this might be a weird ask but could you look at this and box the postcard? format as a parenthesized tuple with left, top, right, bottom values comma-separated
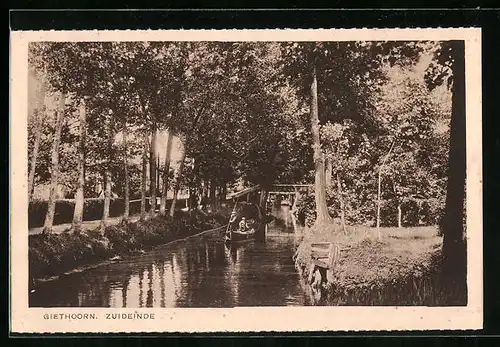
(10, 27, 482, 333)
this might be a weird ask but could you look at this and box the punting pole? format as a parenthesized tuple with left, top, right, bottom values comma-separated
(225, 195, 239, 236)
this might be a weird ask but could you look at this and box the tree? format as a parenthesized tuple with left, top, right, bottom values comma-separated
(42, 93, 65, 234)
(159, 128, 174, 216)
(27, 68, 46, 201)
(166, 42, 234, 216)
(169, 138, 188, 217)
(376, 140, 395, 236)
(426, 41, 467, 284)
(140, 133, 149, 221)
(310, 63, 333, 225)
(100, 109, 115, 230)
(71, 98, 86, 233)
(121, 120, 131, 222)
(149, 123, 158, 217)
(321, 120, 359, 234)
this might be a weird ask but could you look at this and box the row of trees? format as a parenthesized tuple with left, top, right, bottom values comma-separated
(28, 42, 304, 235)
(29, 40, 466, 282)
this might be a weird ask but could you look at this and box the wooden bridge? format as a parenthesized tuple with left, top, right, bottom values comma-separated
(226, 184, 313, 204)
(226, 184, 313, 230)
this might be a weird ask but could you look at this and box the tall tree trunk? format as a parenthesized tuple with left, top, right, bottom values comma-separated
(140, 134, 148, 221)
(217, 186, 223, 208)
(441, 41, 467, 286)
(310, 64, 332, 226)
(169, 138, 187, 218)
(209, 179, 216, 210)
(29, 72, 47, 201)
(72, 98, 86, 233)
(122, 122, 130, 222)
(416, 200, 421, 226)
(28, 109, 42, 201)
(149, 122, 157, 217)
(325, 157, 333, 189)
(376, 171, 382, 231)
(200, 180, 208, 211)
(397, 203, 402, 228)
(222, 183, 227, 206)
(259, 189, 268, 211)
(376, 140, 395, 240)
(101, 112, 115, 231)
(156, 155, 160, 196)
(336, 172, 346, 234)
(160, 128, 174, 216)
(42, 92, 65, 235)
(101, 170, 112, 230)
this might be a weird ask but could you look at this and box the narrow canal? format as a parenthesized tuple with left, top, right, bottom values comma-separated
(29, 223, 315, 307)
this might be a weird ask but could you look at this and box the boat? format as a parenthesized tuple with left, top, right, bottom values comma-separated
(224, 228, 256, 243)
(223, 202, 273, 244)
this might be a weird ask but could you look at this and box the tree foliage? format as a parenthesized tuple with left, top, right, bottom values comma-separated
(29, 40, 453, 232)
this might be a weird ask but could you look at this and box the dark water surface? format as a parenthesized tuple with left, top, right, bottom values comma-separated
(30, 225, 313, 307)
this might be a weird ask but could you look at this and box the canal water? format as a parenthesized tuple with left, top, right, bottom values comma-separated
(29, 224, 314, 307)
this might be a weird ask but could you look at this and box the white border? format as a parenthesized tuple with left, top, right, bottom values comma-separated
(10, 28, 483, 333)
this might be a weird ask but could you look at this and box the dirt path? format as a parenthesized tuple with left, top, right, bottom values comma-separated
(28, 215, 141, 235)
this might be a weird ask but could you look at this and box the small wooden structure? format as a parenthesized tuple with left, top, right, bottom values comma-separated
(308, 242, 340, 287)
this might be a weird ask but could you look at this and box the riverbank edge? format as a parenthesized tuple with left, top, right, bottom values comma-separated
(292, 226, 466, 305)
(29, 210, 230, 287)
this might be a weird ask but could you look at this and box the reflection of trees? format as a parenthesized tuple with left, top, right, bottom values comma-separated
(122, 277, 129, 308)
(171, 253, 183, 304)
(221, 244, 242, 306)
(224, 244, 235, 266)
(205, 242, 210, 271)
(146, 264, 154, 307)
(159, 260, 166, 308)
(35, 236, 306, 308)
(196, 245, 202, 266)
(233, 237, 305, 307)
(138, 268, 144, 307)
(164, 239, 240, 307)
(70, 273, 113, 307)
(156, 254, 179, 308)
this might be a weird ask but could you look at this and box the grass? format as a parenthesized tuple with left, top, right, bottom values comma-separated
(294, 225, 467, 306)
(29, 209, 229, 285)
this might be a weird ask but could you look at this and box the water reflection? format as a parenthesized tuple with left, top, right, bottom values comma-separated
(30, 226, 311, 307)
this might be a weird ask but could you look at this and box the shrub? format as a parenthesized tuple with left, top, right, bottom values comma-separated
(293, 187, 443, 229)
(29, 209, 227, 281)
(29, 198, 142, 228)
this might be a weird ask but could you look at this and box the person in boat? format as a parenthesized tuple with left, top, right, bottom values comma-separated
(246, 218, 256, 229)
(238, 217, 248, 233)
(230, 210, 238, 224)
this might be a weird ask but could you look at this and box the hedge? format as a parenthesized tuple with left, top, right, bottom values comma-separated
(29, 209, 229, 281)
(28, 198, 188, 229)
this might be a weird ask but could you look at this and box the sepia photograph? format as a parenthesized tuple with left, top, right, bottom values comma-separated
(10, 28, 482, 333)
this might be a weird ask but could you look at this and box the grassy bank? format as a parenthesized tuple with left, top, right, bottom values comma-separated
(29, 210, 229, 283)
(294, 225, 467, 306)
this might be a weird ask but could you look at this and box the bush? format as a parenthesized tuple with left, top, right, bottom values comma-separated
(29, 232, 114, 279)
(293, 187, 443, 229)
(28, 197, 190, 228)
(29, 198, 127, 228)
(293, 226, 462, 305)
(295, 192, 316, 227)
(29, 209, 227, 281)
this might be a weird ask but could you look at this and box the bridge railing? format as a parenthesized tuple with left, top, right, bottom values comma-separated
(268, 184, 313, 194)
